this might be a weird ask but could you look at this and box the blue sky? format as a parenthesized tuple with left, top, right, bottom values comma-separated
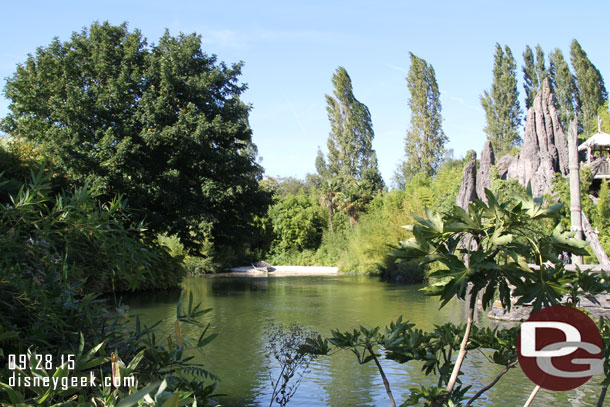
(1, 1, 609, 185)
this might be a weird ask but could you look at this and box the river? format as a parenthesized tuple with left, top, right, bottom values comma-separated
(124, 275, 603, 406)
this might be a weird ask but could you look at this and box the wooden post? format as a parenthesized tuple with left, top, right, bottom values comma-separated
(568, 120, 584, 265)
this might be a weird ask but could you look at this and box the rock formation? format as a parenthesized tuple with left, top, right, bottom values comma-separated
(498, 78, 570, 196)
(476, 140, 495, 202)
(456, 151, 477, 209)
(457, 78, 570, 208)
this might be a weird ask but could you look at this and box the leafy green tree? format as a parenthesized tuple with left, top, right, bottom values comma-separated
(1, 22, 269, 253)
(401, 53, 447, 181)
(319, 67, 384, 191)
(535, 44, 547, 84)
(522, 44, 547, 110)
(261, 176, 316, 197)
(336, 179, 373, 230)
(318, 177, 340, 232)
(268, 191, 326, 254)
(570, 39, 608, 132)
(481, 44, 522, 155)
(549, 48, 580, 131)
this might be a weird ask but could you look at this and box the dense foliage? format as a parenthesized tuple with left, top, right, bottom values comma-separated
(268, 191, 326, 256)
(261, 160, 463, 282)
(1, 21, 270, 257)
(0, 278, 220, 406)
(0, 152, 218, 404)
(0, 150, 184, 293)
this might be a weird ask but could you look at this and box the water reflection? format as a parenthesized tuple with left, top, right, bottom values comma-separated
(209, 277, 269, 295)
(124, 275, 603, 406)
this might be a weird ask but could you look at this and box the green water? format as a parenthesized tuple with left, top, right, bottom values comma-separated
(124, 275, 604, 406)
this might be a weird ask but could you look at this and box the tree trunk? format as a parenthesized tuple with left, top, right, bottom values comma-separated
(568, 119, 584, 265)
(348, 209, 358, 230)
(582, 211, 610, 265)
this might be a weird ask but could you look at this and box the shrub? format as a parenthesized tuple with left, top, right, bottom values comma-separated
(0, 168, 184, 293)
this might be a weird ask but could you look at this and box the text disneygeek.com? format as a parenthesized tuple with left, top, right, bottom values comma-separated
(7, 353, 136, 390)
(7, 371, 136, 390)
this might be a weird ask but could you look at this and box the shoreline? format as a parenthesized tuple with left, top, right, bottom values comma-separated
(220, 265, 340, 277)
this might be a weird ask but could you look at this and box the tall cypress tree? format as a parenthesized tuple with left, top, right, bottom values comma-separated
(319, 66, 384, 191)
(535, 45, 547, 86)
(481, 43, 522, 155)
(523, 45, 538, 110)
(401, 52, 447, 181)
(523, 44, 548, 111)
(549, 48, 579, 132)
(317, 67, 383, 229)
(570, 39, 608, 132)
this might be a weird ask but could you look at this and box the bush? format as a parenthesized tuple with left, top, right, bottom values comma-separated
(268, 191, 326, 255)
(0, 168, 184, 293)
(183, 255, 217, 275)
(0, 279, 219, 406)
(0, 145, 215, 406)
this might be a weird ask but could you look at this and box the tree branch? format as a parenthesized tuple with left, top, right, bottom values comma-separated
(445, 288, 477, 393)
(523, 385, 540, 407)
(367, 345, 396, 407)
(432, 288, 477, 407)
(464, 360, 518, 406)
(597, 384, 608, 407)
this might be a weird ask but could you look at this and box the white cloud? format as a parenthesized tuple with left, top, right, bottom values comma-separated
(201, 27, 337, 49)
(386, 64, 409, 75)
(203, 29, 248, 49)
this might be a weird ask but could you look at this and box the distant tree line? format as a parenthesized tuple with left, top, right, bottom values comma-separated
(3, 20, 608, 274)
(481, 39, 607, 156)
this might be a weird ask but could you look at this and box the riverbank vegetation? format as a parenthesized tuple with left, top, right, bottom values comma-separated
(4, 22, 609, 281)
(2, 19, 610, 406)
(0, 21, 265, 406)
(0, 139, 221, 405)
(301, 188, 610, 406)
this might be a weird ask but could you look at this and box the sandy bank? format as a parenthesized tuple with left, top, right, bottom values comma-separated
(224, 265, 339, 277)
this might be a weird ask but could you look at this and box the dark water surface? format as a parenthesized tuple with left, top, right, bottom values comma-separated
(124, 275, 603, 406)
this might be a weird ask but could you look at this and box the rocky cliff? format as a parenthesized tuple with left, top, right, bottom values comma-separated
(498, 78, 569, 196)
(457, 78, 569, 205)
(456, 151, 477, 209)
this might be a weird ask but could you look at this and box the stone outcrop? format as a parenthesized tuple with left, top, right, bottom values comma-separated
(455, 142, 495, 207)
(456, 151, 477, 209)
(457, 79, 573, 208)
(498, 78, 570, 196)
(476, 140, 495, 202)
